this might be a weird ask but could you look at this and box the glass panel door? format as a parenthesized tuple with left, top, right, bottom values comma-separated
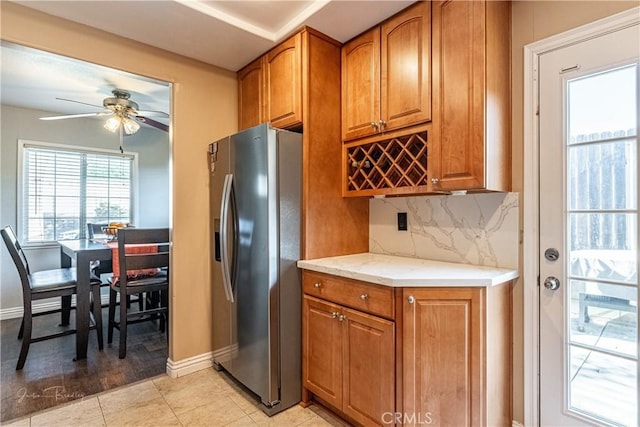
(566, 64, 638, 425)
(539, 23, 639, 426)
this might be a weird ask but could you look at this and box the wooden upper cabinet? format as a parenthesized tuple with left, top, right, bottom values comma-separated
(264, 32, 302, 129)
(342, 28, 380, 141)
(380, 1, 431, 133)
(342, 1, 431, 142)
(237, 57, 264, 130)
(237, 32, 302, 131)
(430, 0, 511, 192)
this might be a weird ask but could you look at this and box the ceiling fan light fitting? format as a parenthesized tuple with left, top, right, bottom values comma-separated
(123, 117, 140, 135)
(104, 116, 121, 133)
(104, 113, 140, 135)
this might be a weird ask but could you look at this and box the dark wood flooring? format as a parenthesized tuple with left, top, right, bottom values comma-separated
(0, 306, 168, 423)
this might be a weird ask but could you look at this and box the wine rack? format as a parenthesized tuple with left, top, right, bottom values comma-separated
(344, 132, 428, 196)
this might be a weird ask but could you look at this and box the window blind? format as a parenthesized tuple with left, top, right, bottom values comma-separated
(21, 144, 134, 243)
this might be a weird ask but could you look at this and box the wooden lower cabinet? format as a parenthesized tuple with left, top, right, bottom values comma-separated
(402, 286, 512, 426)
(303, 296, 343, 409)
(302, 273, 512, 427)
(303, 295, 395, 426)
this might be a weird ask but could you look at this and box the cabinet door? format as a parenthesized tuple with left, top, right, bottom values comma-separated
(380, 0, 431, 132)
(341, 27, 380, 141)
(303, 296, 343, 409)
(237, 57, 264, 130)
(264, 33, 302, 129)
(342, 307, 395, 426)
(403, 288, 483, 426)
(431, 0, 486, 190)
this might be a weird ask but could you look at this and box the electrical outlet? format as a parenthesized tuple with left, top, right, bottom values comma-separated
(397, 212, 407, 231)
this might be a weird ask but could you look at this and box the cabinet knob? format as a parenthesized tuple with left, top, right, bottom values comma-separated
(379, 119, 386, 129)
(314, 282, 322, 289)
(331, 311, 339, 319)
(359, 293, 369, 301)
(371, 122, 379, 129)
(338, 314, 346, 322)
(431, 178, 440, 184)
(407, 295, 415, 304)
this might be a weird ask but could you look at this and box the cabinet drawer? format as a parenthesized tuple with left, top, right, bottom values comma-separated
(303, 271, 394, 319)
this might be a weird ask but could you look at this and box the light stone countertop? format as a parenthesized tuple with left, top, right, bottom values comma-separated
(297, 253, 519, 287)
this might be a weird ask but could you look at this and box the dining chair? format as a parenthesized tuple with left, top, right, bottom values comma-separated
(1, 225, 103, 370)
(107, 227, 169, 359)
(87, 222, 145, 314)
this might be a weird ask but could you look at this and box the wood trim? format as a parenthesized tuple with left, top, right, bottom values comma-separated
(302, 29, 369, 259)
(484, 0, 511, 191)
(486, 282, 513, 426)
(303, 26, 342, 47)
(344, 122, 431, 147)
(394, 288, 404, 424)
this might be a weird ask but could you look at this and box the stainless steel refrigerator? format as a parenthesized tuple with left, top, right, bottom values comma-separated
(208, 123, 302, 416)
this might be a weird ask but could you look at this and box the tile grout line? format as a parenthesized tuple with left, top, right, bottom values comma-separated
(151, 377, 185, 426)
(96, 394, 107, 427)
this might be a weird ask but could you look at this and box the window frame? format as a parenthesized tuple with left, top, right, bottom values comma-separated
(17, 139, 139, 247)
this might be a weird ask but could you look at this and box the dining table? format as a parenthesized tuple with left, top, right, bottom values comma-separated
(59, 239, 112, 360)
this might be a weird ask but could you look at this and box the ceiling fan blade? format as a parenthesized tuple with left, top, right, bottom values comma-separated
(135, 110, 169, 118)
(56, 97, 104, 109)
(134, 115, 169, 132)
(40, 111, 113, 121)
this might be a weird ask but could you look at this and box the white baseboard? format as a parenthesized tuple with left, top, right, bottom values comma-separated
(0, 295, 111, 321)
(165, 345, 239, 378)
(166, 351, 214, 378)
(0, 299, 72, 321)
(513, 421, 525, 427)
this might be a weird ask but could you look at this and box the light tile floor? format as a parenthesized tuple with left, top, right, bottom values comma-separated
(2, 369, 350, 427)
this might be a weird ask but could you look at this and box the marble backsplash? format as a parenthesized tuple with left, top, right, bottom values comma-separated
(369, 192, 519, 269)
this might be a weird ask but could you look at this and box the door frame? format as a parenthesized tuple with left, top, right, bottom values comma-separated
(522, 7, 640, 426)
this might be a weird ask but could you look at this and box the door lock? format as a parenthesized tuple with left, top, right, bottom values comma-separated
(544, 248, 560, 262)
(543, 276, 560, 291)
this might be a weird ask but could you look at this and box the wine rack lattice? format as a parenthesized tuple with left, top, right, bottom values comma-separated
(346, 132, 428, 193)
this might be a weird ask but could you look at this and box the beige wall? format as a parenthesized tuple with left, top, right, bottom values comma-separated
(511, 1, 637, 423)
(0, 3, 238, 361)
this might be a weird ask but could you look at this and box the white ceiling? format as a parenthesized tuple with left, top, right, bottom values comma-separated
(1, 0, 414, 118)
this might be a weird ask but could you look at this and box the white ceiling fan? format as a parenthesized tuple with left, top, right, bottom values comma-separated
(40, 89, 169, 134)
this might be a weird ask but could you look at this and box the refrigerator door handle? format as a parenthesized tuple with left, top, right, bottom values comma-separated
(220, 173, 235, 303)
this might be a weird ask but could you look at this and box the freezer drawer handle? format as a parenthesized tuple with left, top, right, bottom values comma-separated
(220, 173, 235, 303)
